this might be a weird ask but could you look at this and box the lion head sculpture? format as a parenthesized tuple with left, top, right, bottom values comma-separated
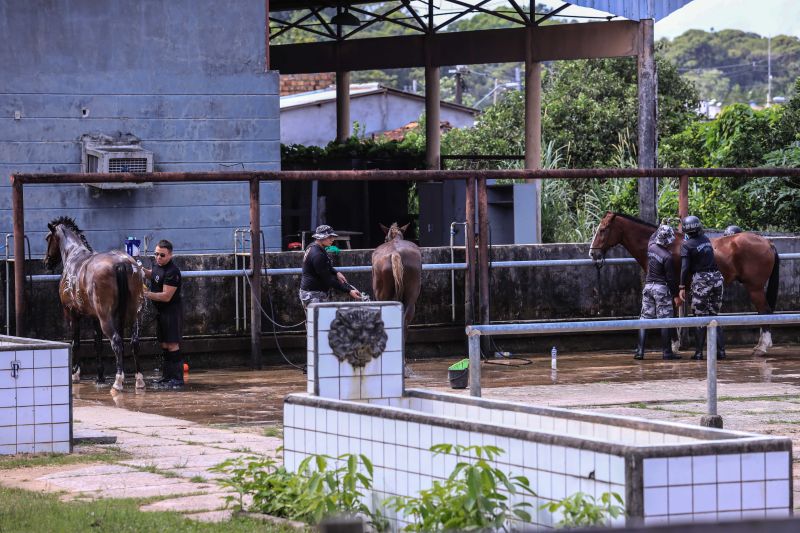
(327, 307, 388, 367)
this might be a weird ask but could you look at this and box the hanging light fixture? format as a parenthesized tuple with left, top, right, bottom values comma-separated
(330, 7, 360, 26)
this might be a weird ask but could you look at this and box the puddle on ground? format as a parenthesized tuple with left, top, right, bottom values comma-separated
(72, 345, 800, 426)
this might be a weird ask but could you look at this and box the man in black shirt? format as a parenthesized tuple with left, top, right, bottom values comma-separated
(299, 225, 361, 309)
(635, 224, 682, 360)
(679, 215, 725, 360)
(143, 239, 184, 388)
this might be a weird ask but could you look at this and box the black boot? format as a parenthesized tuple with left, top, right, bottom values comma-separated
(717, 327, 727, 360)
(154, 350, 171, 383)
(165, 351, 184, 388)
(692, 327, 707, 360)
(662, 329, 681, 360)
(634, 329, 647, 360)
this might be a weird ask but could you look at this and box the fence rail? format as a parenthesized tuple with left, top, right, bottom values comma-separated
(464, 313, 800, 428)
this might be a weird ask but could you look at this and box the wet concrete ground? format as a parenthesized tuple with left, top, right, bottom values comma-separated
(73, 344, 800, 427)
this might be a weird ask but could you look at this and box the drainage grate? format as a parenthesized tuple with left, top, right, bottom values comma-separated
(108, 158, 148, 172)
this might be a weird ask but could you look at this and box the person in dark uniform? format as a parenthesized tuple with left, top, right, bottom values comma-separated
(299, 225, 362, 309)
(635, 224, 682, 360)
(679, 215, 726, 360)
(143, 239, 184, 388)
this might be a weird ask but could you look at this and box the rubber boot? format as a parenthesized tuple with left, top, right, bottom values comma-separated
(165, 351, 184, 388)
(717, 327, 727, 360)
(154, 350, 171, 383)
(662, 328, 681, 360)
(692, 327, 706, 360)
(634, 329, 647, 360)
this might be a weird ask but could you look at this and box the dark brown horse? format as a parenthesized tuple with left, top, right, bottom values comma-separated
(589, 212, 780, 355)
(372, 223, 422, 329)
(44, 217, 146, 391)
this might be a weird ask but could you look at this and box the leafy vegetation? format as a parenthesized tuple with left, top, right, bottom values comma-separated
(385, 444, 535, 532)
(281, 135, 425, 171)
(210, 452, 386, 530)
(541, 491, 625, 528)
(659, 29, 800, 105)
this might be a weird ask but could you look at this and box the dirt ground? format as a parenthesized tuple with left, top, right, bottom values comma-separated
(72, 343, 800, 509)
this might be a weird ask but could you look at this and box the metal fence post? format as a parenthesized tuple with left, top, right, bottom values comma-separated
(469, 333, 481, 397)
(701, 320, 723, 428)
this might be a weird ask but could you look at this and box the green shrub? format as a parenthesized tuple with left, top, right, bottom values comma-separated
(210, 451, 387, 530)
(541, 491, 625, 528)
(386, 444, 535, 532)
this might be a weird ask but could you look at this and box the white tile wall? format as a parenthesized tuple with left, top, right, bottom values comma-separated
(0, 344, 71, 455)
(643, 451, 791, 522)
(307, 303, 404, 402)
(284, 399, 630, 532)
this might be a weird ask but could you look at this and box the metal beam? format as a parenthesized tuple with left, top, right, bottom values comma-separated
(271, 21, 640, 73)
(637, 19, 658, 224)
(249, 178, 262, 370)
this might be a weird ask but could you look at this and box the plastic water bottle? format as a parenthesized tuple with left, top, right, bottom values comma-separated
(551, 346, 557, 370)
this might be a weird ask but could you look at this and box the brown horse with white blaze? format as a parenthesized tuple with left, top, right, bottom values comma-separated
(372, 223, 422, 329)
(44, 217, 146, 391)
(589, 212, 780, 355)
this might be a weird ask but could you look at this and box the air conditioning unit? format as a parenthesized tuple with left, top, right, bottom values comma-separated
(81, 133, 154, 189)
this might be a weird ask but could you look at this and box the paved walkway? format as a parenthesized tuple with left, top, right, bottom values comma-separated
(0, 405, 282, 522)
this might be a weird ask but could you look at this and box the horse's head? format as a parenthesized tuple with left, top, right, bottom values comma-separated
(380, 222, 410, 242)
(44, 222, 63, 270)
(44, 216, 92, 270)
(589, 212, 622, 267)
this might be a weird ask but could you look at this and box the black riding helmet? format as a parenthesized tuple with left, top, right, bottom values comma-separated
(723, 225, 743, 236)
(682, 215, 702, 236)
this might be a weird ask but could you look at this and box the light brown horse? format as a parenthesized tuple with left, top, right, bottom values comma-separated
(589, 212, 780, 355)
(44, 217, 146, 391)
(372, 223, 422, 329)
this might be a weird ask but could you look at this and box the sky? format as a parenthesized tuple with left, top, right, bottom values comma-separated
(538, 0, 800, 40)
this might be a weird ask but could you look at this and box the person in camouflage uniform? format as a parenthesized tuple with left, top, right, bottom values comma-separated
(680, 216, 726, 360)
(635, 224, 682, 360)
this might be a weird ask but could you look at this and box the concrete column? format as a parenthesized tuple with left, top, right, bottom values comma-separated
(336, 71, 350, 142)
(524, 26, 543, 243)
(425, 64, 441, 170)
(637, 19, 658, 224)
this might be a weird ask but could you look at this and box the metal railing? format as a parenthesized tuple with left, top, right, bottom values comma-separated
(465, 313, 800, 427)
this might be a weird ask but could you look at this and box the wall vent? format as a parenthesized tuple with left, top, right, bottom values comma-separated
(81, 133, 154, 189)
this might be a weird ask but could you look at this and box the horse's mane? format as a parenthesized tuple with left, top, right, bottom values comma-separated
(49, 216, 93, 251)
(610, 212, 658, 229)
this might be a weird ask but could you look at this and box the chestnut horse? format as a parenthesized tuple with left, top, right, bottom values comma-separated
(372, 223, 422, 329)
(589, 212, 780, 355)
(44, 217, 146, 391)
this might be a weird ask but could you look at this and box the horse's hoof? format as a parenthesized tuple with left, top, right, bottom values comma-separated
(112, 383, 124, 392)
(72, 373, 81, 383)
(752, 349, 767, 357)
(671, 340, 681, 354)
(135, 372, 146, 389)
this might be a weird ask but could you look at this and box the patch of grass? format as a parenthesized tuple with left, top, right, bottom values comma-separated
(0, 486, 295, 532)
(162, 470, 181, 479)
(262, 425, 283, 439)
(137, 464, 160, 474)
(0, 447, 131, 470)
(233, 447, 254, 454)
(190, 475, 209, 484)
(718, 394, 800, 403)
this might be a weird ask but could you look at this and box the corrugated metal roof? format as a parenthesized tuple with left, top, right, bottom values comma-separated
(567, 0, 696, 21)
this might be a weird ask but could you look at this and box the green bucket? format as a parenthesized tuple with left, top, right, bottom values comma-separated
(448, 358, 470, 389)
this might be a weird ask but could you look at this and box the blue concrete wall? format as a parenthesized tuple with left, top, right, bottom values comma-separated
(0, 0, 281, 255)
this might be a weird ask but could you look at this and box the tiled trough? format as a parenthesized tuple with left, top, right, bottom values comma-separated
(285, 302, 792, 530)
(0, 335, 72, 454)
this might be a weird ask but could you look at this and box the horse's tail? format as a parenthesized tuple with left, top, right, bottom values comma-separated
(391, 253, 404, 301)
(114, 263, 130, 330)
(766, 244, 780, 313)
